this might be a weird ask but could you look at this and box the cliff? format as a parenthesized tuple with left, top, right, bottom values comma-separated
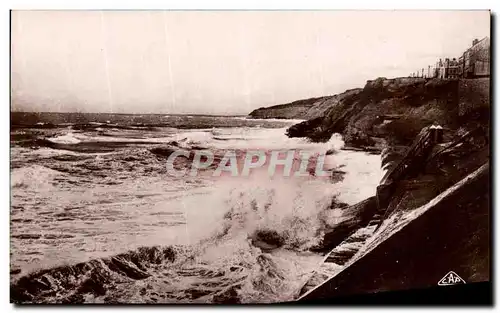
(298, 120, 490, 298)
(280, 76, 491, 302)
(286, 77, 489, 150)
(248, 92, 360, 120)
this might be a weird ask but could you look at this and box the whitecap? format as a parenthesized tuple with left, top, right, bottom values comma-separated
(47, 133, 82, 144)
(11, 165, 64, 190)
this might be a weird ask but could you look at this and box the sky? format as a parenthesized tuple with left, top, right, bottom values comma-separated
(11, 10, 490, 115)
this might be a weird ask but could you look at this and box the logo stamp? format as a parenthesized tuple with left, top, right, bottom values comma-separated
(438, 271, 466, 286)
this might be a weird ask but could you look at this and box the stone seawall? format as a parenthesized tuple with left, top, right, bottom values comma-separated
(300, 163, 490, 302)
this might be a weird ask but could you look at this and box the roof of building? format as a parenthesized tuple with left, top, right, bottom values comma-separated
(466, 36, 490, 52)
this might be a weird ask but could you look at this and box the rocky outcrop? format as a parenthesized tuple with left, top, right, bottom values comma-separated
(247, 76, 487, 153)
(310, 197, 378, 253)
(10, 246, 179, 303)
(287, 76, 490, 302)
(296, 119, 490, 299)
(284, 77, 489, 177)
(248, 96, 324, 120)
(287, 78, 462, 147)
(248, 92, 361, 120)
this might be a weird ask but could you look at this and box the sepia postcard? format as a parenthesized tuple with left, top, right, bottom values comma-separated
(10, 10, 491, 304)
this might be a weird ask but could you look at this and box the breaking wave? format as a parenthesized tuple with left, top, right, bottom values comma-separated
(10, 170, 356, 303)
(46, 132, 82, 144)
(10, 116, 383, 304)
(11, 165, 66, 190)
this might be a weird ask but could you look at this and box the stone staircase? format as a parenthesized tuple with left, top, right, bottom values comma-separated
(297, 225, 377, 298)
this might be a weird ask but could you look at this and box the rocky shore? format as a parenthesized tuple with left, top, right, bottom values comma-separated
(10, 76, 490, 303)
(250, 76, 490, 300)
(301, 162, 489, 301)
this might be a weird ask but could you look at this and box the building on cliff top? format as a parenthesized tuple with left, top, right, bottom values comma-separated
(413, 36, 490, 80)
(436, 58, 460, 79)
(461, 37, 490, 78)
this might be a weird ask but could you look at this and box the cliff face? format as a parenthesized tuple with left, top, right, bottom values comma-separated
(286, 77, 489, 149)
(284, 76, 490, 302)
(248, 92, 361, 120)
(284, 77, 490, 182)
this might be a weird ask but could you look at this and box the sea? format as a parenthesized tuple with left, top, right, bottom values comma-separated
(10, 112, 383, 303)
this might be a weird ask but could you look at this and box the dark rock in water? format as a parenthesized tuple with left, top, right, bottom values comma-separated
(106, 256, 151, 280)
(187, 289, 212, 300)
(251, 229, 286, 252)
(212, 286, 241, 304)
(312, 197, 378, 253)
(330, 170, 347, 183)
(10, 246, 179, 303)
(150, 147, 179, 158)
(190, 145, 207, 150)
(255, 229, 286, 246)
(11, 268, 21, 275)
(252, 240, 280, 252)
(74, 269, 108, 299)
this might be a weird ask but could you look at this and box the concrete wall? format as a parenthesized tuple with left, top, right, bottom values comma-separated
(458, 78, 490, 116)
(301, 163, 490, 302)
